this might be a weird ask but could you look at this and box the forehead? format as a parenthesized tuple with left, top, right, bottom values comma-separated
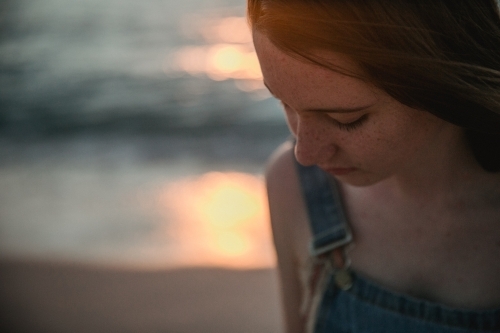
(253, 31, 380, 108)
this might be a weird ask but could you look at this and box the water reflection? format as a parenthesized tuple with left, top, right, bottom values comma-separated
(0, 1, 283, 270)
(162, 172, 274, 269)
(168, 15, 265, 92)
(201, 16, 253, 44)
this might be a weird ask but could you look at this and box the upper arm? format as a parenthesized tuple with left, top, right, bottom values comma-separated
(266, 142, 310, 333)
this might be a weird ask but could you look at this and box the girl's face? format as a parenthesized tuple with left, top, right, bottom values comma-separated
(253, 31, 460, 187)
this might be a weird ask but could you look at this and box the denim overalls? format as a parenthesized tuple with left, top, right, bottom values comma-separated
(295, 161, 500, 333)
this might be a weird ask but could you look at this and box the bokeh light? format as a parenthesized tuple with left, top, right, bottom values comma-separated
(167, 14, 265, 92)
(202, 16, 253, 44)
(160, 172, 274, 269)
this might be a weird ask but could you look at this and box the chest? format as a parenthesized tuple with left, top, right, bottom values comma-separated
(342, 191, 500, 308)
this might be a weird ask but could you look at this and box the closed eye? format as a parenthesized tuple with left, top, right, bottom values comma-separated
(280, 101, 368, 131)
(331, 114, 368, 131)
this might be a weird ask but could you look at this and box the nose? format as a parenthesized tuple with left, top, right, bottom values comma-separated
(293, 116, 337, 166)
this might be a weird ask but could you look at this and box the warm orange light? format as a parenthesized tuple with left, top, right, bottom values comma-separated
(168, 15, 265, 92)
(195, 174, 261, 227)
(214, 16, 252, 44)
(160, 172, 274, 269)
(172, 46, 207, 75)
(206, 44, 244, 80)
(212, 231, 252, 257)
(171, 44, 262, 84)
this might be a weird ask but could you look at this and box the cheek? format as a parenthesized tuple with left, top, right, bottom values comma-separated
(336, 121, 405, 165)
(348, 119, 434, 168)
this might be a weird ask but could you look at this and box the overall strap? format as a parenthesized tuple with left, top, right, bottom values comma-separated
(294, 161, 353, 257)
(294, 158, 354, 333)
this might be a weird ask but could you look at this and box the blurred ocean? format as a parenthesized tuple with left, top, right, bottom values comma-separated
(0, 0, 289, 269)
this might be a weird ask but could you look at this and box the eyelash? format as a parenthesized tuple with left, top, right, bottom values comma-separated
(332, 114, 368, 132)
(280, 101, 368, 132)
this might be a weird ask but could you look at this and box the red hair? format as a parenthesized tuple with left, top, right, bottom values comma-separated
(249, 0, 500, 171)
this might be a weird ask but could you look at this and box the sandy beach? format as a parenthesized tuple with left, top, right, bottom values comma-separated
(0, 259, 283, 333)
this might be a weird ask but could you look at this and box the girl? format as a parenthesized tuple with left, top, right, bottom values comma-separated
(248, 1, 500, 332)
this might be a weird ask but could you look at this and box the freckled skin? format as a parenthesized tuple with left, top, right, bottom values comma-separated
(257, 30, 500, 311)
(253, 31, 462, 187)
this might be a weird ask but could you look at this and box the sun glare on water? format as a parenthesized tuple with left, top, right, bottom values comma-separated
(166, 14, 266, 93)
(160, 172, 274, 269)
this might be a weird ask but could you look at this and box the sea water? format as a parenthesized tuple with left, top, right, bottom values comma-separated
(0, 0, 289, 269)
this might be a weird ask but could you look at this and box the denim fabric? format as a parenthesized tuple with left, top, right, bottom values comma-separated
(295, 160, 500, 333)
(295, 163, 352, 256)
(315, 273, 500, 333)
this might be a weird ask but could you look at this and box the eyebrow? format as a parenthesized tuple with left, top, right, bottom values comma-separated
(264, 82, 373, 114)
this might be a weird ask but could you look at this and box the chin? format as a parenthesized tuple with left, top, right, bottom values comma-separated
(333, 172, 387, 188)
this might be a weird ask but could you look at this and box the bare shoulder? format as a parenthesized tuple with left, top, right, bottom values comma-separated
(265, 140, 297, 203)
(266, 142, 311, 333)
(266, 142, 311, 274)
(265, 141, 311, 263)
